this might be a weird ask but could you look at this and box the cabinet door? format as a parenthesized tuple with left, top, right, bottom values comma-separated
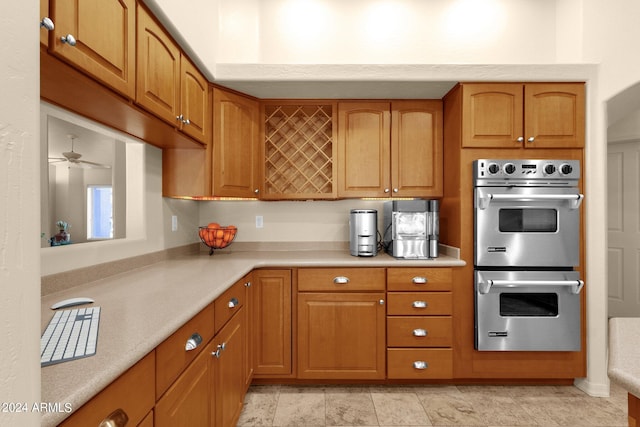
(253, 270, 292, 377)
(212, 309, 246, 427)
(297, 292, 386, 379)
(156, 345, 213, 427)
(40, 0, 49, 46)
(136, 4, 181, 125)
(337, 102, 391, 197)
(461, 83, 524, 148)
(51, 0, 136, 97)
(180, 57, 211, 144)
(391, 101, 443, 197)
(524, 83, 585, 148)
(213, 88, 260, 198)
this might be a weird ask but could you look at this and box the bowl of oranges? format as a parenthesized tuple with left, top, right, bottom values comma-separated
(198, 223, 237, 255)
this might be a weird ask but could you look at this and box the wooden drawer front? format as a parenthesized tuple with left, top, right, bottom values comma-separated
(156, 303, 215, 398)
(387, 348, 453, 379)
(387, 292, 452, 316)
(387, 316, 452, 348)
(60, 352, 155, 427)
(298, 268, 386, 292)
(215, 277, 247, 333)
(387, 268, 452, 291)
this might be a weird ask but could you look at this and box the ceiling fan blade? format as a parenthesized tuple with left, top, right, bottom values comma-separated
(77, 159, 112, 169)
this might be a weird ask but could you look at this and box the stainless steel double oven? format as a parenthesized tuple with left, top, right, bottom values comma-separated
(473, 159, 584, 351)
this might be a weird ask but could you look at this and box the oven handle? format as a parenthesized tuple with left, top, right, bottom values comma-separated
(477, 193, 584, 210)
(478, 279, 585, 295)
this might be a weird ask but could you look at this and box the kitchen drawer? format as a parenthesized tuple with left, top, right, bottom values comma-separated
(387, 316, 452, 348)
(298, 268, 385, 292)
(59, 352, 155, 427)
(387, 292, 452, 316)
(387, 348, 453, 379)
(387, 268, 452, 291)
(215, 276, 248, 334)
(156, 303, 215, 398)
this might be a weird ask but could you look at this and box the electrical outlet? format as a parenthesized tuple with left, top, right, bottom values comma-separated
(256, 215, 264, 229)
(171, 215, 178, 231)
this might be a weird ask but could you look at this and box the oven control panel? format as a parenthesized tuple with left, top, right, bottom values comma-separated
(474, 159, 580, 183)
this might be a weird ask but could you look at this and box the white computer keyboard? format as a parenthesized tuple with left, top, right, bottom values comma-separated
(40, 306, 100, 366)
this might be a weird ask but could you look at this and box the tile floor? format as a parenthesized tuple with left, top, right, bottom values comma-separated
(238, 382, 629, 426)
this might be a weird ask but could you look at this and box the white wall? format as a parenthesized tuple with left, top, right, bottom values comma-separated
(0, 1, 40, 425)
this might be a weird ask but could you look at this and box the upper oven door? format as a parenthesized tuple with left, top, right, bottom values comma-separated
(474, 186, 583, 267)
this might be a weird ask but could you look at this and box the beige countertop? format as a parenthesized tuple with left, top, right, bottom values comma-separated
(608, 317, 640, 398)
(41, 246, 464, 426)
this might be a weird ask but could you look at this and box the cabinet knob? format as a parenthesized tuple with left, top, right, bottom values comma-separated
(40, 17, 54, 31)
(60, 34, 76, 46)
(333, 276, 350, 285)
(527, 137, 535, 143)
(517, 136, 524, 143)
(413, 328, 428, 337)
(212, 342, 226, 358)
(228, 297, 239, 308)
(176, 114, 183, 122)
(412, 300, 428, 309)
(379, 299, 385, 305)
(185, 332, 203, 351)
(254, 189, 260, 194)
(413, 361, 428, 370)
(384, 188, 390, 193)
(245, 281, 252, 287)
(183, 118, 191, 125)
(412, 276, 427, 285)
(393, 188, 399, 193)
(99, 408, 129, 427)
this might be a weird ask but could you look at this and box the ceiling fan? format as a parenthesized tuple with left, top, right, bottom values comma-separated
(48, 134, 112, 169)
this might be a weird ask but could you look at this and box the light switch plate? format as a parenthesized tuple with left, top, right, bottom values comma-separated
(171, 215, 178, 231)
(256, 215, 263, 228)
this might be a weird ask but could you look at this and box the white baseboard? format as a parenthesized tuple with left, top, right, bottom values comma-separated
(574, 377, 611, 397)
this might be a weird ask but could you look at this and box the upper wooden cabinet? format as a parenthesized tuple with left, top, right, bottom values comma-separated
(337, 101, 443, 198)
(212, 87, 260, 198)
(136, 4, 210, 144)
(49, 0, 136, 98)
(40, 0, 50, 46)
(461, 83, 585, 149)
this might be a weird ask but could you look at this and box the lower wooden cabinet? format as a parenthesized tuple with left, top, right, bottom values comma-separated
(212, 307, 246, 427)
(155, 344, 213, 427)
(387, 348, 453, 379)
(59, 352, 155, 427)
(253, 269, 293, 377)
(297, 291, 386, 380)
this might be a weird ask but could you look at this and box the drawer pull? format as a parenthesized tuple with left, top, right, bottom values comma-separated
(412, 276, 427, 284)
(413, 361, 428, 370)
(413, 328, 428, 337)
(333, 276, 350, 285)
(412, 301, 428, 309)
(228, 297, 239, 308)
(99, 408, 129, 427)
(212, 342, 226, 359)
(185, 333, 203, 351)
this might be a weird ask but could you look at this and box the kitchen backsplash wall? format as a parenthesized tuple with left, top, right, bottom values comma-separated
(198, 199, 387, 243)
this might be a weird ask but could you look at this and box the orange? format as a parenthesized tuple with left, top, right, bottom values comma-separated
(207, 222, 220, 229)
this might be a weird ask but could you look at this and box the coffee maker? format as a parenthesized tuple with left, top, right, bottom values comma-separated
(349, 209, 378, 257)
(383, 200, 439, 259)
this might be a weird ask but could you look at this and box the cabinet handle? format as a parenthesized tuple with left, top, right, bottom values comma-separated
(176, 114, 183, 122)
(412, 301, 428, 309)
(183, 118, 191, 125)
(99, 408, 129, 427)
(228, 297, 239, 308)
(413, 328, 428, 337)
(412, 276, 427, 285)
(333, 276, 350, 285)
(384, 188, 390, 193)
(245, 281, 252, 287)
(413, 361, 428, 370)
(517, 136, 524, 143)
(185, 332, 203, 351)
(527, 136, 535, 143)
(40, 17, 54, 31)
(379, 299, 385, 305)
(393, 188, 399, 193)
(60, 34, 76, 46)
(212, 342, 226, 359)
(254, 189, 260, 194)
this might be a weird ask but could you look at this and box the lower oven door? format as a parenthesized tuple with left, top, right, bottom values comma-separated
(475, 270, 583, 351)
(474, 186, 583, 268)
